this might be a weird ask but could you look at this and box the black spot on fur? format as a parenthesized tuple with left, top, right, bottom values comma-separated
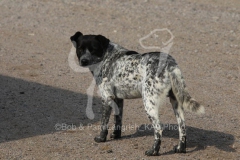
(167, 54, 178, 69)
(141, 53, 148, 56)
(168, 89, 176, 100)
(129, 70, 134, 73)
(142, 52, 160, 57)
(147, 81, 151, 86)
(125, 51, 138, 55)
(150, 100, 155, 105)
(158, 67, 165, 79)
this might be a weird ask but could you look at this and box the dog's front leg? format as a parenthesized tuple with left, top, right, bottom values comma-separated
(110, 98, 123, 139)
(94, 103, 112, 143)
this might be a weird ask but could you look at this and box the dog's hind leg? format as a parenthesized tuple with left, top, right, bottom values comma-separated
(110, 98, 123, 139)
(143, 96, 163, 156)
(94, 104, 112, 143)
(169, 93, 187, 153)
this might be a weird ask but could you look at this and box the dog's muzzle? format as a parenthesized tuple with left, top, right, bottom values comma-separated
(81, 59, 89, 66)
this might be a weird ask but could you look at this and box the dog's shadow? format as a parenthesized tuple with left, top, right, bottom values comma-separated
(0, 75, 101, 143)
(121, 124, 236, 154)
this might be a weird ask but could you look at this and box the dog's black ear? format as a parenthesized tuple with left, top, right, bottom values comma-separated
(95, 35, 110, 51)
(70, 31, 83, 42)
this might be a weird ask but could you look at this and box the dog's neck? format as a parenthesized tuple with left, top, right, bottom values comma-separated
(88, 42, 129, 82)
(105, 42, 129, 57)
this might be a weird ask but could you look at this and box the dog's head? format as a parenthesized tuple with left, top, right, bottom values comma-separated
(70, 31, 110, 67)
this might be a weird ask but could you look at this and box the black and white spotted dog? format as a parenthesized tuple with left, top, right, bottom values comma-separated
(70, 31, 204, 156)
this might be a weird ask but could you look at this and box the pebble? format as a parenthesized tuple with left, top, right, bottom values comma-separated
(133, 143, 138, 149)
(107, 149, 113, 153)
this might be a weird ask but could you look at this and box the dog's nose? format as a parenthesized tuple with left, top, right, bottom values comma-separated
(81, 59, 89, 66)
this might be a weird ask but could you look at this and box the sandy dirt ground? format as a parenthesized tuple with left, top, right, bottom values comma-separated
(0, 0, 240, 159)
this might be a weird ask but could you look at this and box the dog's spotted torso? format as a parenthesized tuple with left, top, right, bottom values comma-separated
(93, 42, 177, 102)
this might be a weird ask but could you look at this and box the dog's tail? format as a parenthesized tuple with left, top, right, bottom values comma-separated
(169, 67, 205, 114)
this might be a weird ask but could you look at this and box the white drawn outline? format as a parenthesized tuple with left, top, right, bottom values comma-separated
(68, 28, 175, 120)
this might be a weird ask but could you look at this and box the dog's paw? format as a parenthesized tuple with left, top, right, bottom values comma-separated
(94, 136, 106, 143)
(145, 149, 159, 156)
(174, 145, 186, 153)
(110, 131, 121, 139)
(145, 139, 161, 156)
(110, 133, 121, 139)
(174, 138, 186, 153)
(173, 144, 186, 153)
